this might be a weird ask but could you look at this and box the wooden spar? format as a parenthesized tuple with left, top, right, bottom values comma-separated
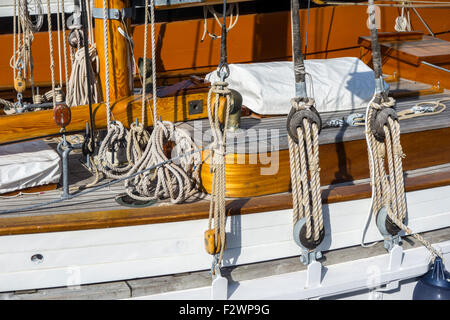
(94, 0, 132, 103)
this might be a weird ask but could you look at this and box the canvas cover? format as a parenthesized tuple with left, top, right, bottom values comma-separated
(206, 57, 388, 115)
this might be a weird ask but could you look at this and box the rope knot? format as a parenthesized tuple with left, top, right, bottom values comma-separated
(290, 97, 315, 111)
(211, 81, 231, 95)
(381, 97, 396, 108)
(370, 101, 382, 110)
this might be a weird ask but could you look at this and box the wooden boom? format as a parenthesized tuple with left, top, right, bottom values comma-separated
(0, 80, 223, 145)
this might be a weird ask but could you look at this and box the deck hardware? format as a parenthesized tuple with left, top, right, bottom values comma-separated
(188, 100, 203, 115)
(293, 217, 324, 266)
(210, 255, 228, 299)
(376, 207, 402, 252)
(286, 104, 322, 144)
(30, 254, 44, 264)
(226, 89, 242, 132)
(115, 193, 156, 207)
(346, 113, 365, 126)
(57, 135, 74, 200)
(370, 107, 398, 142)
(67, 2, 82, 30)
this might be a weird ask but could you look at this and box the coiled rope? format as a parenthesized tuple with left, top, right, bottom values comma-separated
(66, 44, 100, 107)
(93, 0, 200, 204)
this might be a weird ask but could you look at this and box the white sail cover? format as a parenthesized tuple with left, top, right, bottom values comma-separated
(206, 57, 388, 115)
(0, 140, 60, 194)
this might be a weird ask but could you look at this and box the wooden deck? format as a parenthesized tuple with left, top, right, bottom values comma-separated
(0, 87, 449, 235)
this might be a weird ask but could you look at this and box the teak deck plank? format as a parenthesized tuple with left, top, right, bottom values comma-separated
(0, 168, 449, 236)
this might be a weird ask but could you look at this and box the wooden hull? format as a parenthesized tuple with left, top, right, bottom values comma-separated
(0, 180, 448, 294)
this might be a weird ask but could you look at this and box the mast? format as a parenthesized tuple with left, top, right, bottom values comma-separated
(94, 0, 133, 103)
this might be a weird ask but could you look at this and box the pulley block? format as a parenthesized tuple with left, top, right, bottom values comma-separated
(370, 107, 398, 142)
(14, 77, 26, 93)
(204, 228, 224, 255)
(293, 217, 325, 250)
(286, 105, 322, 144)
(68, 29, 84, 48)
(53, 103, 72, 128)
(293, 217, 325, 265)
(376, 206, 402, 236)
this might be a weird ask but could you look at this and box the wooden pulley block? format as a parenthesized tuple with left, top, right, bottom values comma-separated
(211, 89, 242, 126)
(53, 103, 72, 128)
(370, 107, 398, 142)
(14, 77, 26, 93)
(204, 229, 222, 255)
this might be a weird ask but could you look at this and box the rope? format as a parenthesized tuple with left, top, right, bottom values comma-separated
(364, 96, 443, 260)
(46, 0, 57, 109)
(394, 2, 412, 32)
(287, 0, 324, 248)
(102, 0, 111, 125)
(92, 0, 201, 204)
(0, 98, 15, 110)
(288, 99, 324, 243)
(207, 81, 231, 266)
(201, 4, 239, 42)
(66, 44, 100, 107)
(150, 0, 158, 122)
(60, 0, 70, 92)
(141, 0, 149, 125)
(10, 0, 37, 90)
(56, 0, 63, 88)
(397, 98, 448, 120)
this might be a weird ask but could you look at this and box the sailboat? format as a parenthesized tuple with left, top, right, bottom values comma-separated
(0, 0, 448, 300)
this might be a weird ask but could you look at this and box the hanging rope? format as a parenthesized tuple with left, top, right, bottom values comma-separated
(205, 81, 231, 266)
(66, 44, 100, 107)
(363, 0, 443, 261)
(11, 0, 42, 104)
(59, 0, 70, 94)
(203, 0, 233, 273)
(201, 3, 239, 42)
(365, 96, 443, 260)
(46, 0, 57, 109)
(394, 2, 412, 32)
(288, 99, 324, 246)
(287, 0, 325, 252)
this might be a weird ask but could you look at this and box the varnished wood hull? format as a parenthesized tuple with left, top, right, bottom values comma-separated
(200, 127, 450, 197)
